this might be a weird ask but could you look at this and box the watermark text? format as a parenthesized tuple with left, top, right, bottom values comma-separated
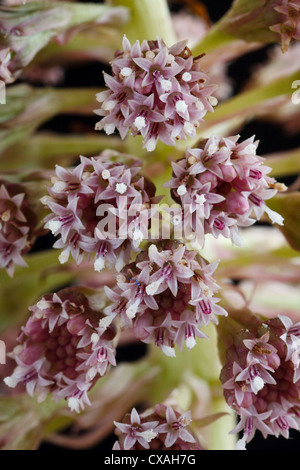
(292, 80, 300, 105)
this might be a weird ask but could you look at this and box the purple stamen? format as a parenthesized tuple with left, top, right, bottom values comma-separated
(59, 214, 74, 226)
(162, 263, 173, 280)
(185, 324, 195, 341)
(199, 299, 212, 315)
(214, 218, 225, 230)
(23, 370, 37, 384)
(249, 194, 262, 206)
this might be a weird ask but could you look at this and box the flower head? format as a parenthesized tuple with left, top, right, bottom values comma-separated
(164, 135, 285, 247)
(212, 0, 300, 52)
(95, 35, 217, 151)
(4, 287, 118, 412)
(104, 240, 227, 356)
(42, 152, 161, 272)
(0, 1, 129, 83)
(220, 315, 300, 448)
(0, 181, 39, 277)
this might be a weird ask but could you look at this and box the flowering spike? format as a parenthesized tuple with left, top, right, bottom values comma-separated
(220, 314, 300, 448)
(4, 287, 118, 412)
(95, 36, 217, 151)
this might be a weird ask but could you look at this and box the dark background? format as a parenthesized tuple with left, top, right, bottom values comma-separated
(33, 0, 300, 451)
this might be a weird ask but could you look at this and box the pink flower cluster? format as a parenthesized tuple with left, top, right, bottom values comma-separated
(220, 315, 300, 449)
(42, 152, 161, 272)
(104, 240, 227, 356)
(0, 182, 37, 277)
(4, 287, 117, 413)
(270, 0, 300, 52)
(164, 135, 285, 247)
(95, 36, 217, 151)
(113, 404, 202, 450)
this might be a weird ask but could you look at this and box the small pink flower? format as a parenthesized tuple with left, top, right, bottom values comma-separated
(95, 36, 217, 151)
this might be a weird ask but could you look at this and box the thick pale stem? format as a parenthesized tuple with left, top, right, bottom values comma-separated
(191, 68, 300, 144)
(67, 3, 123, 26)
(209, 397, 237, 450)
(191, 26, 236, 57)
(55, 87, 100, 114)
(266, 148, 300, 178)
(111, 0, 177, 45)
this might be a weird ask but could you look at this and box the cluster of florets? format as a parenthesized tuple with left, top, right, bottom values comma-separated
(220, 315, 300, 449)
(42, 152, 161, 272)
(164, 135, 285, 248)
(270, 0, 300, 52)
(4, 287, 118, 413)
(95, 35, 217, 151)
(104, 240, 227, 357)
(0, 181, 38, 277)
(113, 404, 202, 450)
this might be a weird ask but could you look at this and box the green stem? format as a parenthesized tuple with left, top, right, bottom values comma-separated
(112, 0, 177, 45)
(0, 133, 126, 170)
(55, 87, 100, 114)
(209, 397, 237, 450)
(0, 250, 83, 332)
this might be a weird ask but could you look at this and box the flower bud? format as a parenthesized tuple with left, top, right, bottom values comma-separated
(104, 240, 227, 356)
(164, 135, 284, 248)
(214, 0, 299, 52)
